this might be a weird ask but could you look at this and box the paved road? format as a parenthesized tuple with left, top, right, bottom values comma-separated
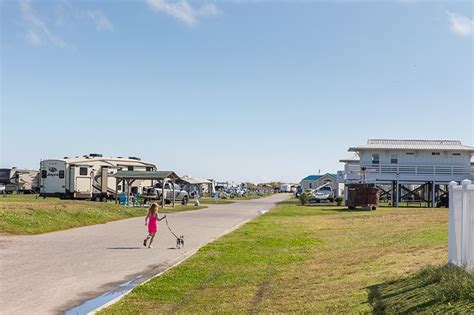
(0, 194, 289, 315)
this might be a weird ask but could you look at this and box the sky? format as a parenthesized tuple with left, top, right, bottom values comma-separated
(1, 0, 473, 183)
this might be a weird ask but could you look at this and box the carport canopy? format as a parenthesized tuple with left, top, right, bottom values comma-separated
(180, 176, 213, 197)
(113, 170, 181, 207)
(180, 176, 211, 184)
(113, 170, 180, 181)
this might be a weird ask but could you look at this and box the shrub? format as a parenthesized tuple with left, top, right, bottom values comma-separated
(299, 191, 312, 205)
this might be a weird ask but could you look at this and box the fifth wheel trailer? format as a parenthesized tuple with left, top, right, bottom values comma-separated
(39, 154, 157, 201)
(0, 168, 40, 193)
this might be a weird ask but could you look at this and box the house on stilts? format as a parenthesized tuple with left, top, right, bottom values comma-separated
(340, 139, 474, 207)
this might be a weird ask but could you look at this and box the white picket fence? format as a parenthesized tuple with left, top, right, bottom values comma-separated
(448, 180, 474, 272)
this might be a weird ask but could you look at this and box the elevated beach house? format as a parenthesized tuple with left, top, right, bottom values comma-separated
(340, 139, 474, 207)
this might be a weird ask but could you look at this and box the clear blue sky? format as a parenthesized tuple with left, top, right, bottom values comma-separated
(1, 0, 473, 183)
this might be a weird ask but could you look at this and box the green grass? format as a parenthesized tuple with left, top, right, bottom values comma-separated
(194, 193, 274, 204)
(0, 195, 206, 235)
(369, 264, 474, 313)
(227, 194, 271, 200)
(101, 201, 471, 314)
(161, 204, 207, 212)
(198, 198, 235, 205)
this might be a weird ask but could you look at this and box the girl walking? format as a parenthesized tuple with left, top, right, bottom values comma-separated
(143, 203, 166, 248)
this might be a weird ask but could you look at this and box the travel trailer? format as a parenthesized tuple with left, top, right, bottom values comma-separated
(279, 183, 292, 193)
(39, 154, 157, 201)
(0, 168, 40, 194)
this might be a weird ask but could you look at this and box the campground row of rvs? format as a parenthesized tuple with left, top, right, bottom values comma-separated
(0, 168, 40, 194)
(1, 154, 157, 200)
(39, 154, 156, 201)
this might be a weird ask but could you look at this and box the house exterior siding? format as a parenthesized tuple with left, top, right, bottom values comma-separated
(300, 174, 338, 191)
(343, 140, 474, 184)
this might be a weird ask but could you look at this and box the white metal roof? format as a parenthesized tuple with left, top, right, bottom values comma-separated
(181, 176, 212, 184)
(349, 139, 474, 152)
(43, 156, 156, 167)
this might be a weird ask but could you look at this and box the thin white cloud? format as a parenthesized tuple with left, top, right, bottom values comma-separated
(18, 0, 113, 47)
(19, 0, 67, 47)
(145, 0, 220, 25)
(26, 30, 41, 45)
(447, 11, 473, 36)
(55, 0, 114, 32)
(86, 10, 114, 32)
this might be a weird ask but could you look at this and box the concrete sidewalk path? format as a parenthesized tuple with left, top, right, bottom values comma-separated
(0, 193, 289, 315)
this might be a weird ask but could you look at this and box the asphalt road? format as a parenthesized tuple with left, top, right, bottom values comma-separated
(0, 193, 289, 315)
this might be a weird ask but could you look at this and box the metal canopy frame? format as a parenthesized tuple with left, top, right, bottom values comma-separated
(113, 171, 181, 208)
(179, 177, 213, 198)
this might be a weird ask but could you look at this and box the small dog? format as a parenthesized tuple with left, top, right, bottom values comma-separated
(176, 235, 185, 249)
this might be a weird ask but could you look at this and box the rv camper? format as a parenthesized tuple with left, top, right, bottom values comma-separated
(39, 154, 157, 201)
(0, 168, 40, 194)
(279, 183, 292, 193)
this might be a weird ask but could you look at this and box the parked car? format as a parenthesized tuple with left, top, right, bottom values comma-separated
(148, 182, 189, 205)
(310, 185, 335, 203)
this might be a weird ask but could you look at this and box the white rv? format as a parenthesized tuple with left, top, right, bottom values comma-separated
(0, 168, 40, 193)
(39, 154, 157, 201)
(279, 183, 292, 193)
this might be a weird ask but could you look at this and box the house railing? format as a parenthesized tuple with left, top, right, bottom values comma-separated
(345, 164, 472, 177)
(448, 180, 473, 273)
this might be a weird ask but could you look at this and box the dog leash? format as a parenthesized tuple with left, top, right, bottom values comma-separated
(164, 216, 180, 239)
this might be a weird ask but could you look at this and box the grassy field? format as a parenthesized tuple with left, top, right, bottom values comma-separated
(0, 195, 205, 235)
(161, 204, 207, 212)
(369, 264, 474, 313)
(196, 193, 273, 204)
(227, 194, 271, 200)
(197, 198, 235, 205)
(101, 200, 473, 314)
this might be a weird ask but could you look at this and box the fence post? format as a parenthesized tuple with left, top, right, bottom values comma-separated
(461, 179, 471, 266)
(448, 181, 457, 264)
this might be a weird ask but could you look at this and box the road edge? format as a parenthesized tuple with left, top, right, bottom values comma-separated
(88, 217, 254, 314)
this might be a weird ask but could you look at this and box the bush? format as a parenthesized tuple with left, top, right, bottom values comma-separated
(335, 196, 343, 206)
(299, 191, 312, 205)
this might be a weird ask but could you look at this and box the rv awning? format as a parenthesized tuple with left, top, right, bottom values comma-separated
(180, 176, 212, 185)
(113, 171, 180, 181)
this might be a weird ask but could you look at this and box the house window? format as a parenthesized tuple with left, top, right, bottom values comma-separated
(146, 167, 153, 171)
(371, 154, 380, 165)
(128, 166, 134, 171)
(406, 152, 415, 155)
(431, 152, 441, 156)
(79, 167, 88, 176)
(390, 154, 398, 164)
(59, 170, 65, 179)
(453, 153, 461, 156)
(41, 170, 47, 178)
(309, 183, 313, 189)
